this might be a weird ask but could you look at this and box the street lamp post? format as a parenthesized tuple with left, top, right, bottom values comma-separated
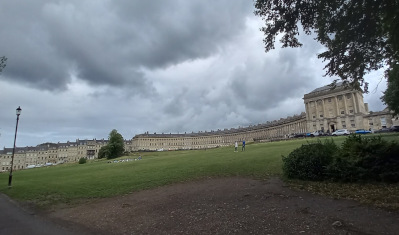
(8, 106, 22, 188)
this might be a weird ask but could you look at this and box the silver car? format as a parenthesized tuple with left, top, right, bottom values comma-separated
(331, 129, 350, 136)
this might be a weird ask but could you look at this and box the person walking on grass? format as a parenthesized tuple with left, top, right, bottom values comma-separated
(234, 141, 238, 152)
(242, 140, 245, 151)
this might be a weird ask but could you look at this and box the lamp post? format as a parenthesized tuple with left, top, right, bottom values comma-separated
(8, 106, 22, 188)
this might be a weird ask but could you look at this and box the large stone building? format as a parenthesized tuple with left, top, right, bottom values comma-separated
(1, 139, 107, 172)
(131, 114, 307, 151)
(130, 83, 397, 151)
(1, 83, 397, 172)
(304, 83, 396, 133)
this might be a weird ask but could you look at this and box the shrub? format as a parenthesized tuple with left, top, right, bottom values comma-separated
(325, 156, 359, 182)
(282, 135, 399, 183)
(282, 140, 337, 180)
(328, 135, 399, 182)
(79, 157, 87, 164)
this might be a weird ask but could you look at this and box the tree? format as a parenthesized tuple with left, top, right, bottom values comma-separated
(98, 145, 110, 159)
(254, 0, 399, 92)
(0, 56, 7, 74)
(104, 129, 125, 159)
(382, 64, 399, 115)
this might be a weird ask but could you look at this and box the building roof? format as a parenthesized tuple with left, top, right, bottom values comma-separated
(134, 113, 307, 139)
(303, 81, 363, 100)
(308, 82, 344, 94)
(1, 139, 111, 152)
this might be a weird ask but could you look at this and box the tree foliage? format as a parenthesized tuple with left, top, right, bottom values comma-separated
(382, 64, 399, 115)
(104, 129, 125, 159)
(0, 56, 7, 73)
(254, 0, 399, 92)
(98, 145, 110, 159)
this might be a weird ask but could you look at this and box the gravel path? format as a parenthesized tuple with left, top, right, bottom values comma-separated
(46, 177, 399, 235)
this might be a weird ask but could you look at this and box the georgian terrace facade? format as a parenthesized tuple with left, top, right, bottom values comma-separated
(0, 114, 307, 172)
(131, 113, 307, 151)
(0, 139, 134, 172)
(131, 83, 397, 151)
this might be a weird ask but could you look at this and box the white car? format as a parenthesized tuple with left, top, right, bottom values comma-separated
(310, 131, 325, 137)
(331, 129, 350, 136)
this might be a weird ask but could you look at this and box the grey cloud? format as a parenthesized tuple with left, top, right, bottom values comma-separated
(228, 51, 315, 112)
(0, 0, 252, 92)
(3, 1, 383, 149)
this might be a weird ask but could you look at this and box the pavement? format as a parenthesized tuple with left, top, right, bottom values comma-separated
(0, 193, 81, 235)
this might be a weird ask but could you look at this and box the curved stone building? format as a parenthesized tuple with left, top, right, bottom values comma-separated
(131, 83, 397, 151)
(132, 113, 307, 151)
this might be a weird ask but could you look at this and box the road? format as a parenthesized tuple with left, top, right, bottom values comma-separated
(0, 193, 89, 235)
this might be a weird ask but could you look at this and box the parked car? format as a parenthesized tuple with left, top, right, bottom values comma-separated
(355, 129, 371, 134)
(374, 128, 391, 133)
(287, 134, 295, 138)
(331, 129, 350, 136)
(310, 130, 326, 137)
(390, 126, 399, 132)
(309, 131, 318, 137)
(293, 133, 307, 138)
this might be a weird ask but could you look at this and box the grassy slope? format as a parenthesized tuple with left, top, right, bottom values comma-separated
(0, 134, 398, 208)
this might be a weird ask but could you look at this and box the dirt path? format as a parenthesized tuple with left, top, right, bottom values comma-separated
(46, 177, 399, 234)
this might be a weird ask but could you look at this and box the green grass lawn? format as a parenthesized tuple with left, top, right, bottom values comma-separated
(1, 133, 398, 209)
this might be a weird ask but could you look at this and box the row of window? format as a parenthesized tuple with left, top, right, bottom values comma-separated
(310, 94, 353, 107)
(312, 109, 356, 119)
(1, 165, 24, 171)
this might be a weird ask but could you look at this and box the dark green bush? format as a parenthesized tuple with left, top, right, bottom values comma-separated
(328, 135, 399, 182)
(325, 156, 359, 182)
(282, 140, 337, 180)
(282, 135, 399, 182)
(327, 135, 399, 182)
(78, 157, 87, 164)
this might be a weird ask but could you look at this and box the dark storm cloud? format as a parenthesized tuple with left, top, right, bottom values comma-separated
(0, 0, 252, 91)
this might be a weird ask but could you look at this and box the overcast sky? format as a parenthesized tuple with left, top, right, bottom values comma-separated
(0, 0, 387, 148)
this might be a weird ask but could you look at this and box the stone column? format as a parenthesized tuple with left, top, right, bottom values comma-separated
(343, 94, 348, 115)
(352, 92, 358, 113)
(334, 96, 339, 116)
